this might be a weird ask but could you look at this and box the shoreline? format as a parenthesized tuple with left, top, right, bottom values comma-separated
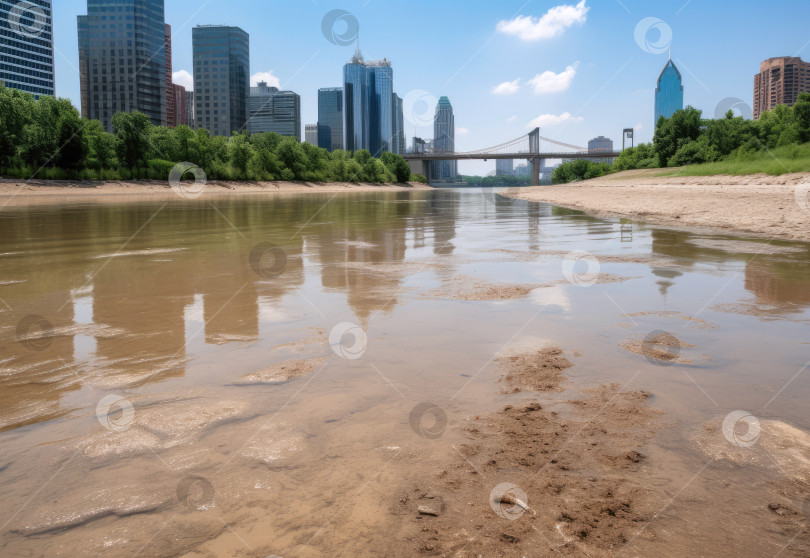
(0, 179, 431, 206)
(505, 170, 810, 243)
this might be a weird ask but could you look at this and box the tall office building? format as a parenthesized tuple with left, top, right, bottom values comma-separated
(0, 0, 54, 98)
(172, 83, 186, 126)
(248, 82, 301, 139)
(184, 90, 195, 128)
(754, 56, 810, 119)
(343, 48, 394, 156)
(317, 87, 343, 151)
(192, 25, 249, 136)
(165, 24, 175, 126)
(305, 124, 318, 145)
(496, 159, 514, 176)
(432, 96, 457, 181)
(654, 55, 684, 128)
(393, 94, 405, 155)
(78, 0, 166, 130)
(588, 136, 613, 153)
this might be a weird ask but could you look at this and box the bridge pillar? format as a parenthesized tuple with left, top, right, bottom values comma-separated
(407, 159, 431, 181)
(531, 158, 541, 186)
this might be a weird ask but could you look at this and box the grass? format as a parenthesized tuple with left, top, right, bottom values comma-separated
(657, 143, 810, 177)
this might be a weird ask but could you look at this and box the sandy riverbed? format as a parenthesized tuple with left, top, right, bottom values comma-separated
(0, 179, 430, 206)
(505, 170, 810, 243)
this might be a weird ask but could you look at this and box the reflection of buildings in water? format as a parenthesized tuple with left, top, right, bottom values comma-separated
(744, 259, 810, 309)
(652, 268, 683, 298)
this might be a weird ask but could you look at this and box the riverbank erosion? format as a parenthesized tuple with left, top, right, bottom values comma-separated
(0, 179, 431, 206)
(504, 170, 810, 243)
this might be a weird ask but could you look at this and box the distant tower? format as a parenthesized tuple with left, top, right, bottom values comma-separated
(654, 50, 684, 129)
(432, 96, 457, 181)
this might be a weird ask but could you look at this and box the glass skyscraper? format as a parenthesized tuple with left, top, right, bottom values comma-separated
(1, 0, 54, 98)
(654, 57, 684, 128)
(393, 94, 405, 155)
(432, 96, 457, 181)
(342, 49, 395, 156)
(317, 87, 343, 152)
(249, 82, 301, 140)
(78, 0, 166, 131)
(192, 25, 249, 136)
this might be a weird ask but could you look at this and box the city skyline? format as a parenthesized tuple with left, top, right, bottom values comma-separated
(28, 0, 810, 172)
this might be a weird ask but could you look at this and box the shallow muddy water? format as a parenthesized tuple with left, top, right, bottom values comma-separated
(0, 189, 809, 557)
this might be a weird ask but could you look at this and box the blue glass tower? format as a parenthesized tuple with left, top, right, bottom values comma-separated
(343, 50, 368, 153)
(318, 87, 343, 151)
(342, 48, 394, 156)
(654, 56, 684, 128)
(1, 0, 54, 98)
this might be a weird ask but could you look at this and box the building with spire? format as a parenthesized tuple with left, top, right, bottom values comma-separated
(342, 41, 398, 156)
(654, 49, 683, 128)
(431, 96, 457, 181)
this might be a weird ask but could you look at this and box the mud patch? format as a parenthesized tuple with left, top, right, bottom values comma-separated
(231, 357, 327, 385)
(621, 333, 696, 365)
(624, 311, 718, 330)
(498, 345, 573, 393)
(686, 238, 805, 255)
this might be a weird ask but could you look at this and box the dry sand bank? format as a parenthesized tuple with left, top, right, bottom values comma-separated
(0, 179, 430, 207)
(506, 170, 810, 243)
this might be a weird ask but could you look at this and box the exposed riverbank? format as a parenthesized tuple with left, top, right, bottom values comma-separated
(505, 170, 810, 243)
(0, 179, 431, 206)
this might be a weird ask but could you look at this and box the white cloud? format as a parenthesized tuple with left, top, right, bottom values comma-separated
(497, 0, 589, 41)
(492, 78, 521, 95)
(634, 123, 644, 131)
(528, 63, 579, 94)
(507, 115, 518, 122)
(527, 112, 584, 128)
(172, 70, 193, 91)
(251, 71, 281, 88)
(456, 127, 470, 135)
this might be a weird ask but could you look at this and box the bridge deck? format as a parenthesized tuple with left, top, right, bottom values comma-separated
(402, 152, 622, 160)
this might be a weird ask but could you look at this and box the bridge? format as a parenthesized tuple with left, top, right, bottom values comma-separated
(402, 128, 623, 186)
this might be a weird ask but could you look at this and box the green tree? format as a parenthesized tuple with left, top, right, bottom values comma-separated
(112, 111, 153, 168)
(653, 106, 703, 167)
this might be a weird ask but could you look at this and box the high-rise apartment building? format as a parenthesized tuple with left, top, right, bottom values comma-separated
(0, 0, 55, 98)
(78, 0, 166, 131)
(172, 83, 186, 126)
(184, 90, 195, 128)
(343, 48, 394, 156)
(654, 56, 683, 128)
(317, 87, 343, 151)
(305, 124, 318, 145)
(248, 82, 301, 140)
(393, 94, 405, 155)
(431, 96, 457, 181)
(192, 25, 249, 136)
(754, 56, 810, 119)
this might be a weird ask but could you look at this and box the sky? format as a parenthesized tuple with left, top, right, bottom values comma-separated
(51, 0, 810, 175)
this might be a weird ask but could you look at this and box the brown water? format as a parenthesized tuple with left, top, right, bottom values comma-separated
(0, 189, 809, 557)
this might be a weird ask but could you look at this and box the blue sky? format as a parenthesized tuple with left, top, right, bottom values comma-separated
(52, 0, 810, 174)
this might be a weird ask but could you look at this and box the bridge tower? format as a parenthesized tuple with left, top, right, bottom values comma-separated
(528, 127, 541, 186)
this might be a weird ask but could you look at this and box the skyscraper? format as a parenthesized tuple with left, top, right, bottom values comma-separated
(754, 57, 810, 119)
(165, 24, 175, 126)
(318, 87, 344, 151)
(496, 159, 514, 176)
(0, 0, 54, 98)
(78, 0, 166, 131)
(342, 48, 394, 156)
(249, 82, 301, 139)
(654, 55, 684, 128)
(305, 124, 318, 145)
(184, 90, 195, 128)
(172, 83, 186, 126)
(192, 25, 249, 136)
(432, 96, 457, 181)
(393, 94, 405, 155)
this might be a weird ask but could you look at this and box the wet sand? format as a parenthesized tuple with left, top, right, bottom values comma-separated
(506, 170, 810, 242)
(0, 179, 430, 206)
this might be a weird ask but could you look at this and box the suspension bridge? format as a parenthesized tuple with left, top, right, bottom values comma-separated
(402, 128, 623, 186)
